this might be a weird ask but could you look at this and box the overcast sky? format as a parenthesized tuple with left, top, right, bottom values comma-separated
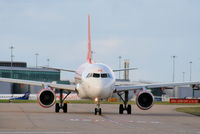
(0, 0, 200, 82)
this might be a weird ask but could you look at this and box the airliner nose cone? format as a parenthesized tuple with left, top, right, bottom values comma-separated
(87, 80, 114, 98)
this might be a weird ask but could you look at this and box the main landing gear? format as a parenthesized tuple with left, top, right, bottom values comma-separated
(55, 90, 71, 113)
(94, 98, 102, 115)
(117, 91, 132, 114)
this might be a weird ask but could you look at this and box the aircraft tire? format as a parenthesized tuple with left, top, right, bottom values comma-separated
(55, 103, 60, 113)
(63, 103, 67, 113)
(127, 104, 131, 114)
(119, 104, 124, 114)
(99, 108, 102, 115)
(95, 108, 98, 115)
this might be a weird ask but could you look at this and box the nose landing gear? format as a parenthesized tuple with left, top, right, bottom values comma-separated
(94, 98, 102, 115)
(95, 107, 102, 115)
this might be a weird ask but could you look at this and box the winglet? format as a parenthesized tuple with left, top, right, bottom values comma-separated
(87, 15, 92, 64)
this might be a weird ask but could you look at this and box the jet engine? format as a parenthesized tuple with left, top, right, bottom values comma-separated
(37, 88, 56, 108)
(136, 91, 154, 110)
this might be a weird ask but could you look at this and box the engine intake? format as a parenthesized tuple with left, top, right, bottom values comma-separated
(37, 88, 56, 108)
(136, 91, 154, 110)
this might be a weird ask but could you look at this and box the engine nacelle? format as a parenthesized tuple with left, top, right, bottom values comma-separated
(37, 88, 56, 108)
(136, 91, 154, 110)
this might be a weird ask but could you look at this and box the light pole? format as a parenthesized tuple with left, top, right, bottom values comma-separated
(172, 56, 176, 82)
(9, 46, 14, 97)
(91, 50, 95, 62)
(182, 72, 185, 82)
(47, 58, 50, 67)
(118, 56, 122, 79)
(35, 53, 39, 68)
(189, 61, 192, 81)
(9, 46, 14, 78)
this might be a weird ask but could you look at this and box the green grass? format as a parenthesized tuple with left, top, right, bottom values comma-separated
(155, 101, 200, 105)
(176, 107, 200, 116)
(65, 100, 199, 105)
(65, 100, 200, 105)
(0, 99, 199, 105)
(0, 100, 37, 103)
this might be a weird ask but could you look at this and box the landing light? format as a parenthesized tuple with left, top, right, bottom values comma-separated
(94, 97, 98, 102)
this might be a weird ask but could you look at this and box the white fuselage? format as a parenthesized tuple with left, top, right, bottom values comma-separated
(74, 63, 115, 100)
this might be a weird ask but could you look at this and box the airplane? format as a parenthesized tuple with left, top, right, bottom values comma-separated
(0, 90, 30, 100)
(0, 15, 200, 115)
(9, 90, 30, 100)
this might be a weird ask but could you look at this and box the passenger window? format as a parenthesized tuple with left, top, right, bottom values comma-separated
(101, 73, 107, 78)
(93, 73, 100, 78)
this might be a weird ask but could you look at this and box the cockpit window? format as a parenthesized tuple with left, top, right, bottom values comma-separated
(86, 73, 92, 78)
(101, 73, 107, 78)
(86, 73, 111, 78)
(93, 73, 100, 78)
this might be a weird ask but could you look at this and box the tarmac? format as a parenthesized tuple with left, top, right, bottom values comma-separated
(0, 103, 199, 134)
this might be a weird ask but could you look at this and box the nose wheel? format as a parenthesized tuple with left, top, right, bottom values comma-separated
(95, 107, 102, 115)
(94, 99, 102, 115)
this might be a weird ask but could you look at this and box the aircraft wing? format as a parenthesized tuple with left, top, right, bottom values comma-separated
(114, 81, 200, 92)
(0, 77, 76, 92)
(113, 68, 138, 72)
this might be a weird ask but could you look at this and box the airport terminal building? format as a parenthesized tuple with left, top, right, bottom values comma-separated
(0, 61, 68, 94)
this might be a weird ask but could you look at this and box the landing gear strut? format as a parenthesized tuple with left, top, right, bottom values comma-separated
(94, 99, 102, 115)
(117, 91, 131, 114)
(55, 90, 71, 113)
